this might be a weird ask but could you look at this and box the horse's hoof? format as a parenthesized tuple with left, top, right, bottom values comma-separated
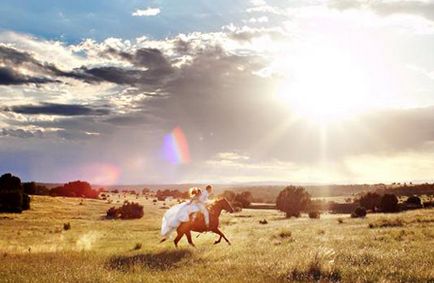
(227, 242, 231, 246)
(214, 241, 220, 245)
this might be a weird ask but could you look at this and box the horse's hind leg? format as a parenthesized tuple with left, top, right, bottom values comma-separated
(185, 230, 195, 247)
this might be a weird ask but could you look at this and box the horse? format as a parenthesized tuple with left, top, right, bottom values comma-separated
(173, 198, 234, 247)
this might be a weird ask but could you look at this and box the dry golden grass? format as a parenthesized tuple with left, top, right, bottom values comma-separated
(0, 195, 433, 282)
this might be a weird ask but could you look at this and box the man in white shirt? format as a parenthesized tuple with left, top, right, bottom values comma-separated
(198, 185, 212, 229)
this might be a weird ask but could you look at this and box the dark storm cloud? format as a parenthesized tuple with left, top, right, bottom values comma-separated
(70, 65, 171, 85)
(329, 0, 434, 21)
(7, 103, 110, 116)
(0, 67, 59, 85)
(0, 45, 66, 85)
(0, 45, 40, 66)
(0, 45, 174, 86)
(104, 47, 173, 71)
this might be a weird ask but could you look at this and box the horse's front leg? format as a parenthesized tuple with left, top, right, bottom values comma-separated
(214, 228, 231, 245)
(174, 232, 183, 248)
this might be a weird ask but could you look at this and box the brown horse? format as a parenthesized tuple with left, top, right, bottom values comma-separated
(173, 198, 234, 247)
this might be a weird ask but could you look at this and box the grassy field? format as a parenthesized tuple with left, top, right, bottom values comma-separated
(0, 195, 433, 283)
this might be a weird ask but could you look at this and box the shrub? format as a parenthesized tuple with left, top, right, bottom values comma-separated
(231, 201, 243, 212)
(368, 218, 404, 228)
(351, 207, 367, 218)
(63, 222, 71, 231)
(106, 207, 120, 219)
(259, 219, 268, 224)
(380, 194, 399, 212)
(119, 202, 144, 219)
(275, 229, 292, 239)
(276, 186, 311, 218)
(337, 218, 344, 224)
(287, 258, 341, 282)
(308, 211, 320, 219)
(405, 196, 422, 209)
(0, 173, 30, 213)
(133, 243, 142, 250)
(107, 202, 144, 220)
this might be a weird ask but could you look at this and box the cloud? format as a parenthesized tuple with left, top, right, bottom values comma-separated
(0, 67, 59, 85)
(132, 8, 160, 17)
(329, 0, 434, 22)
(7, 103, 110, 116)
(1, 24, 434, 183)
(1, 128, 43, 138)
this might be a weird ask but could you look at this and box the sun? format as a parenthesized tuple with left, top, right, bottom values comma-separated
(276, 45, 373, 124)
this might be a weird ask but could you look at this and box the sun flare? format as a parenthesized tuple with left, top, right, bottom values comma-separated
(276, 45, 375, 124)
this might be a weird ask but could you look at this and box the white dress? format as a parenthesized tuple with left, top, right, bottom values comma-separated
(160, 201, 201, 238)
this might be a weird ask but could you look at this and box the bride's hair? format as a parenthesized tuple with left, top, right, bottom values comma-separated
(189, 187, 201, 197)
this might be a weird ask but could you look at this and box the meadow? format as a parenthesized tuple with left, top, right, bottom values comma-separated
(0, 195, 433, 283)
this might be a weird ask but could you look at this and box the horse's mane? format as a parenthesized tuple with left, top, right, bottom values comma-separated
(207, 198, 225, 211)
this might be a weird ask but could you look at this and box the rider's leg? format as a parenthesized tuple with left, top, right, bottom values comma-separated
(200, 205, 209, 227)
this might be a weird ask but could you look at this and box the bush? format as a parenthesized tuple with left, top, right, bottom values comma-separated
(106, 201, 144, 219)
(351, 207, 367, 218)
(133, 243, 142, 250)
(0, 173, 30, 213)
(380, 194, 399, 212)
(231, 201, 243, 212)
(287, 258, 341, 282)
(276, 186, 311, 218)
(106, 207, 120, 219)
(259, 219, 268, 224)
(405, 196, 422, 209)
(368, 218, 404, 228)
(308, 211, 320, 219)
(359, 192, 382, 211)
(63, 222, 71, 231)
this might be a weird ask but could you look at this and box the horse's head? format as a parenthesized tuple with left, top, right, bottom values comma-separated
(219, 198, 234, 213)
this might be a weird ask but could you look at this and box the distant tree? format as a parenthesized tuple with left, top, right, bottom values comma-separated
(235, 191, 253, 208)
(359, 192, 382, 211)
(50, 181, 99, 199)
(380, 194, 399, 212)
(23, 182, 49, 195)
(220, 190, 236, 202)
(142, 188, 150, 194)
(276, 186, 311, 218)
(0, 173, 30, 213)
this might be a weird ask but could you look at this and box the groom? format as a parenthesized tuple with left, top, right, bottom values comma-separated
(197, 185, 213, 229)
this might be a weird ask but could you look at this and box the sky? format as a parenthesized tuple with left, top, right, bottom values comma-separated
(1, 0, 434, 185)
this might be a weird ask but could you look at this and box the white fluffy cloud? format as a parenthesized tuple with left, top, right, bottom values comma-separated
(132, 8, 161, 17)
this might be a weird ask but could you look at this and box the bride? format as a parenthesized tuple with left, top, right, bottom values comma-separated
(160, 186, 212, 240)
